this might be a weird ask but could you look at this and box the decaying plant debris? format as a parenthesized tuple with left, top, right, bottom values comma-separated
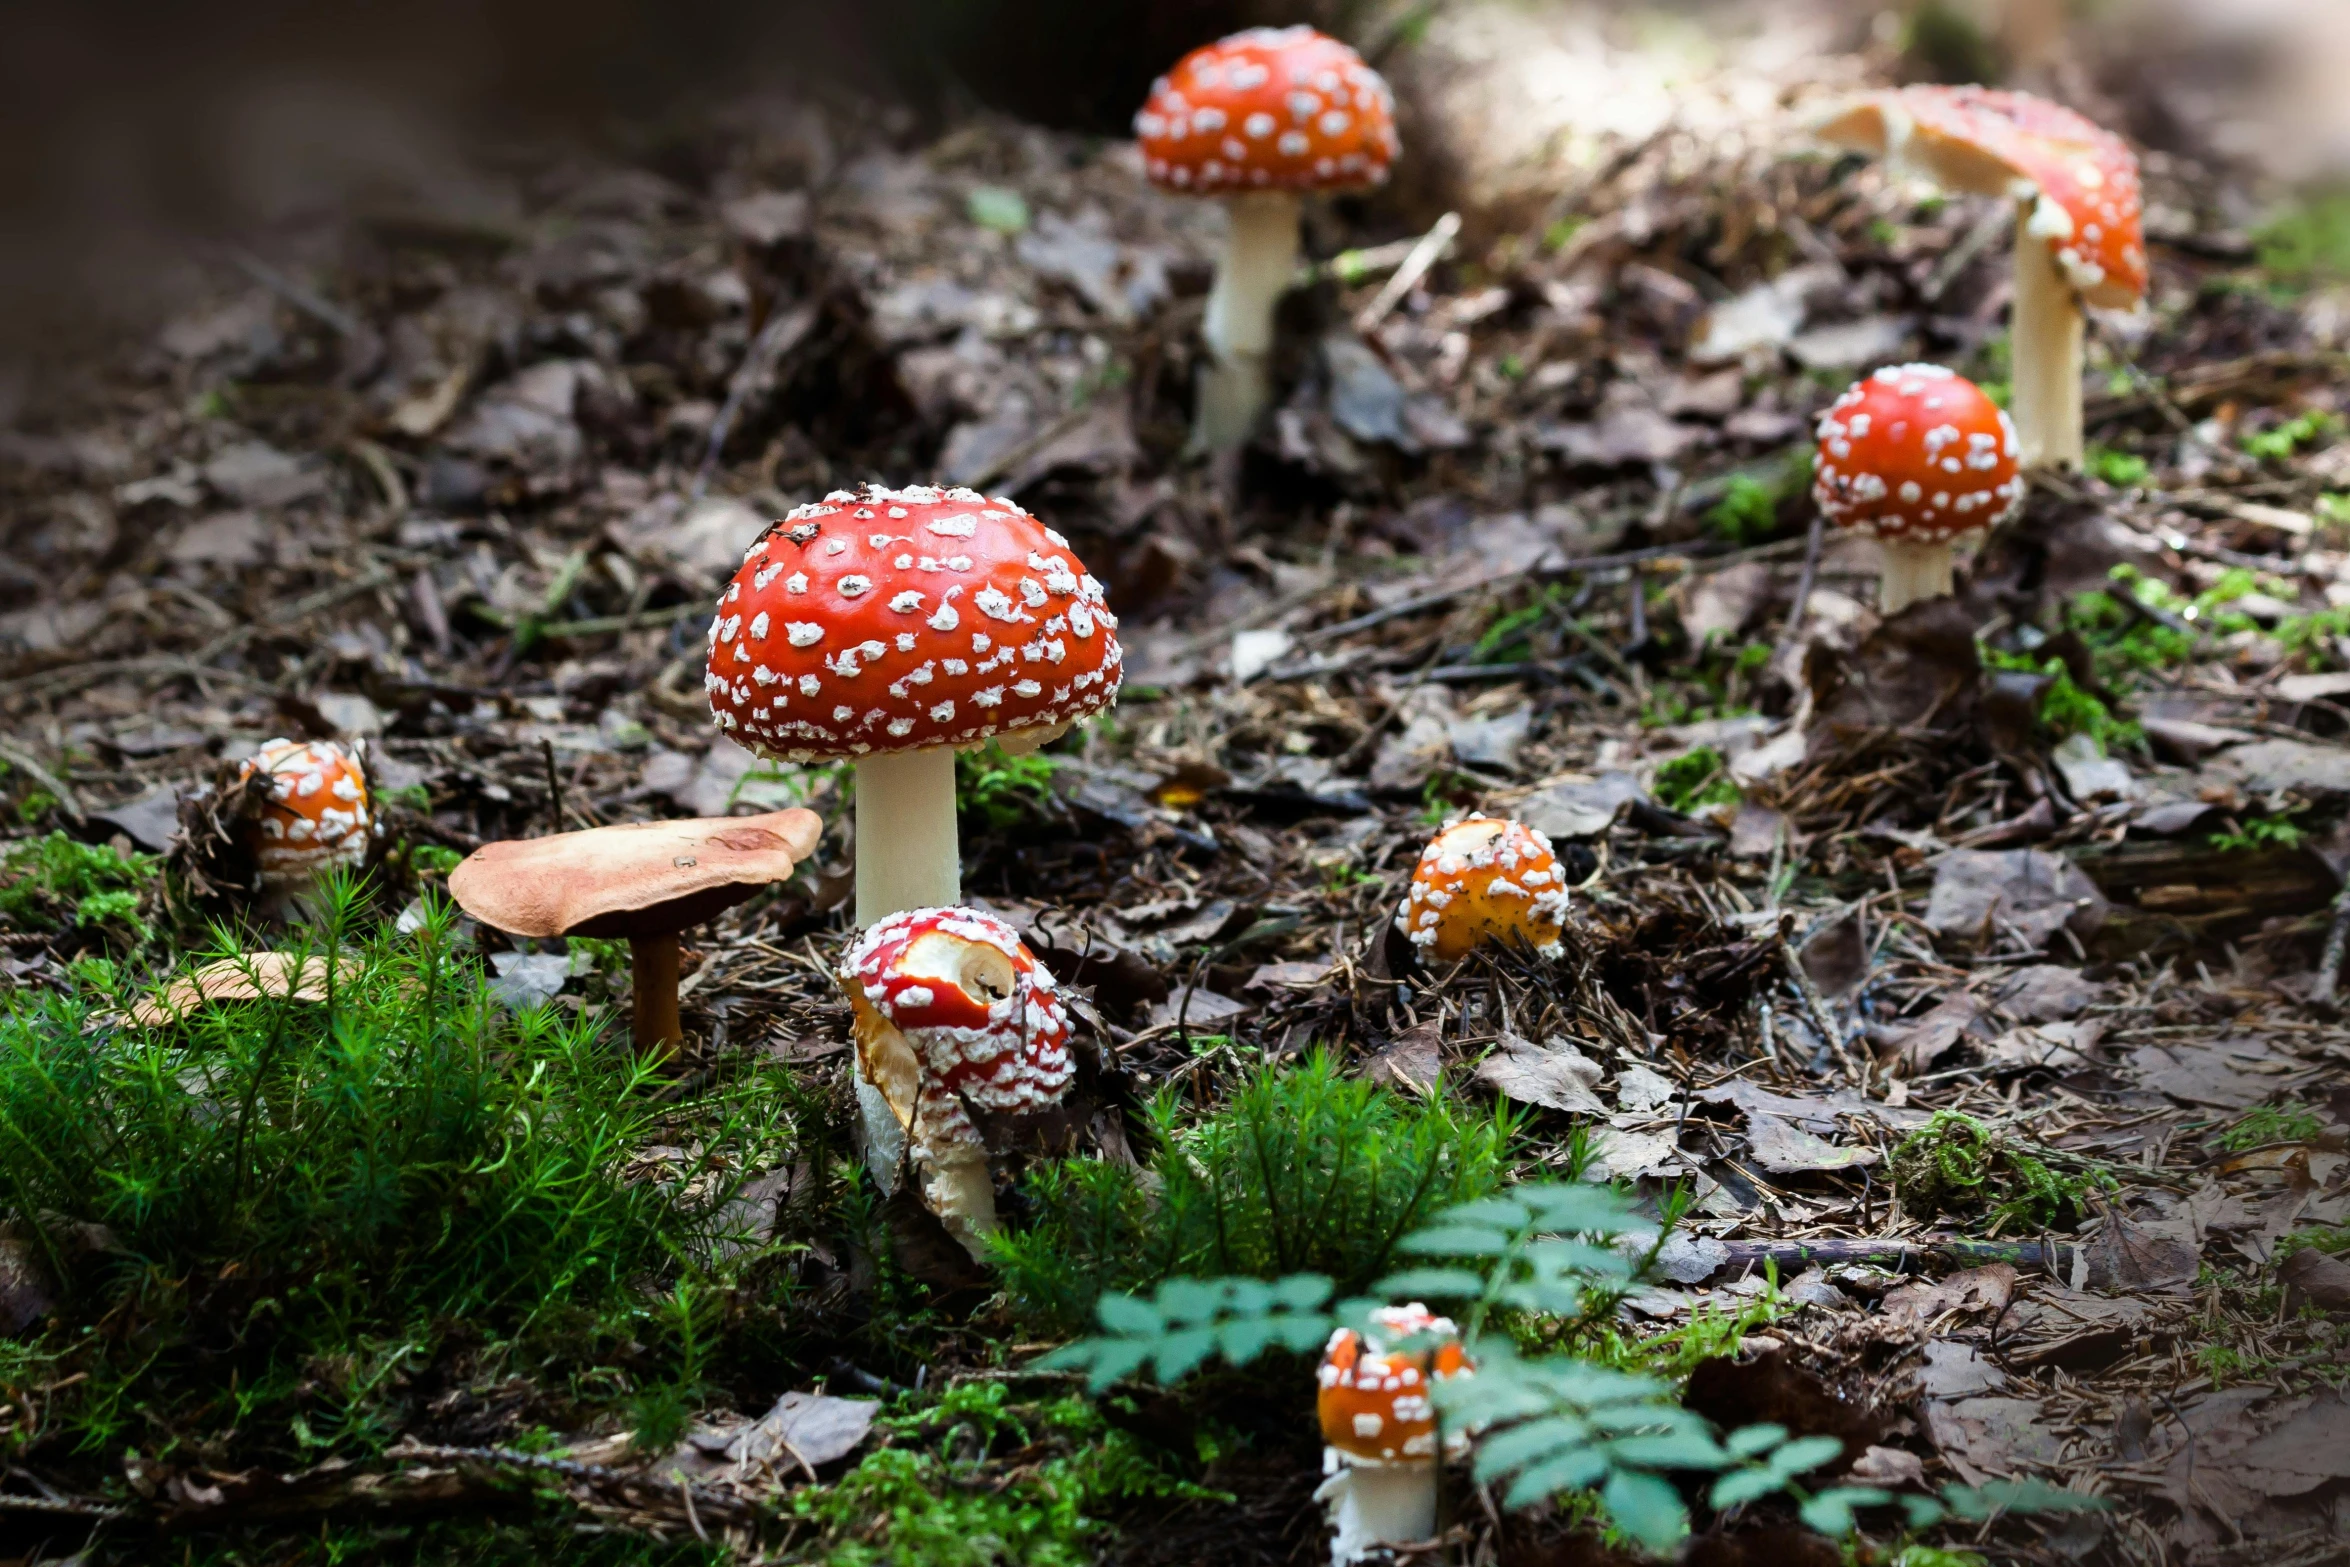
(1, 1, 2348, 1563)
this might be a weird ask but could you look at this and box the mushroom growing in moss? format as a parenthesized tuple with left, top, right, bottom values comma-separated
(1315, 1304, 1474, 1564)
(447, 808, 821, 1057)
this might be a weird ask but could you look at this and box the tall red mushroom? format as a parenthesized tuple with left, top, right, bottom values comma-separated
(1813, 363, 2024, 612)
(1815, 86, 2145, 470)
(1136, 26, 1399, 452)
(706, 484, 1123, 926)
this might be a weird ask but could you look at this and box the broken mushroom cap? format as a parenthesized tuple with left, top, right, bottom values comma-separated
(1395, 815, 1570, 963)
(707, 484, 1124, 764)
(1816, 85, 2145, 309)
(446, 809, 822, 941)
(240, 739, 372, 888)
(840, 905, 1075, 1128)
(1812, 365, 2023, 544)
(1317, 1304, 1473, 1465)
(839, 906, 1075, 1258)
(1135, 26, 1398, 195)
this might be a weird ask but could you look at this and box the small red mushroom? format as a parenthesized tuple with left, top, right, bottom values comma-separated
(838, 906, 1075, 1258)
(240, 739, 372, 892)
(1314, 1304, 1473, 1563)
(1811, 363, 2024, 613)
(1814, 86, 2144, 470)
(1136, 26, 1398, 451)
(1395, 815, 1571, 963)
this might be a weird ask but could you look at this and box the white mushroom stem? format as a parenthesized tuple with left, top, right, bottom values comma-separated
(912, 1122, 999, 1262)
(1878, 537, 1957, 615)
(1195, 190, 1304, 453)
(2009, 211, 2085, 470)
(1315, 1455, 1437, 1565)
(854, 747, 960, 926)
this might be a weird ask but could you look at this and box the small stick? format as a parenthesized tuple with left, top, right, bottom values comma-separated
(1355, 212, 1461, 334)
(1781, 929, 1864, 1087)
(1769, 506, 1828, 683)
(542, 738, 565, 832)
(1686, 1234, 2077, 1285)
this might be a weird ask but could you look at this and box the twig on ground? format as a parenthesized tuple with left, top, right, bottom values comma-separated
(2311, 878, 2350, 1008)
(1354, 212, 1461, 334)
(1688, 1234, 2077, 1285)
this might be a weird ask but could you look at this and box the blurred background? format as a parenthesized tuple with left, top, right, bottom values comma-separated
(3, 0, 2348, 370)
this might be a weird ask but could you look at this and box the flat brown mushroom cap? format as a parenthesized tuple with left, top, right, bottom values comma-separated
(446, 808, 822, 939)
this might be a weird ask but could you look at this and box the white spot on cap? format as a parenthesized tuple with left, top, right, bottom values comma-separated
(787, 623, 824, 648)
(839, 575, 872, 598)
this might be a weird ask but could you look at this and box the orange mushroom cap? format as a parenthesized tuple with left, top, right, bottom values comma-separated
(1394, 815, 1570, 963)
(1135, 27, 1397, 195)
(1817, 85, 2145, 309)
(240, 739, 371, 888)
(1811, 364, 2023, 543)
(706, 484, 1123, 764)
(1317, 1304, 1473, 1465)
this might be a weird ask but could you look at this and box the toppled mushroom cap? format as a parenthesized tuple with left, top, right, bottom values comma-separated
(839, 906, 1075, 1139)
(706, 484, 1124, 764)
(240, 739, 372, 887)
(1395, 815, 1570, 962)
(1317, 1304, 1473, 1465)
(446, 809, 822, 940)
(1135, 26, 1398, 195)
(1812, 364, 2023, 543)
(1816, 85, 2145, 309)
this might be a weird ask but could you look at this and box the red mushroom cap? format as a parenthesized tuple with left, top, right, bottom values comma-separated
(840, 906, 1075, 1121)
(240, 739, 372, 887)
(1818, 86, 2145, 309)
(706, 485, 1122, 764)
(1135, 26, 1398, 195)
(1317, 1303, 1473, 1465)
(1812, 364, 2024, 543)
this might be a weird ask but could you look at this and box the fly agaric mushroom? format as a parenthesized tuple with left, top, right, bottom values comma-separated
(240, 738, 373, 891)
(1395, 815, 1571, 963)
(446, 808, 821, 1057)
(838, 906, 1074, 1260)
(1136, 26, 1398, 452)
(1813, 363, 2024, 613)
(1314, 1304, 1473, 1565)
(706, 484, 1122, 927)
(1814, 85, 2145, 470)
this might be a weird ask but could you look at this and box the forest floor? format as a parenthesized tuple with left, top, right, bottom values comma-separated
(0, 5, 2346, 1566)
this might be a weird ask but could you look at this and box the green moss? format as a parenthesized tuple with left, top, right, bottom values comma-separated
(957, 741, 1060, 830)
(1653, 747, 1741, 814)
(2085, 445, 2150, 487)
(0, 831, 157, 934)
(2241, 409, 2343, 462)
(1982, 650, 2141, 752)
(1704, 448, 1813, 548)
(1890, 1112, 2108, 1232)
(992, 1050, 1513, 1334)
(791, 1384, 1222, 1566)
(2216, 1102, 2324, 1151)
(2253, 196, 2350, 293)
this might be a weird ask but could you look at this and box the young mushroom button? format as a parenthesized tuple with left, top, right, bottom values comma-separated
(1315, 1304, 1473, 1565)
(838, 906, 1075, 1261)
(1136, 26, 1398, 452)
(1396, 816, 1571, 963)
(1812, 364, 2023, 614)
(240, 738, 373, 889)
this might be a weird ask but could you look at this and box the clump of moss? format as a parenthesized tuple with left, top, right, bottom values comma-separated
(0, 831, 158, 938)
(1652, 747, 1741, 815)
(1891, 1112, 2107, 1232)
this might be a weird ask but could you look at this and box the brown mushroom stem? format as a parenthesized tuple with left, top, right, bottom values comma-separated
(1878, 537, 1956, 615)
(853, 747, 961, 926)
(1196, 191, 1303, 453)
(629, 933, 682, 1057)
(1317, 1461, 1437, 1565)
(2009, 212, 2084, 469)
